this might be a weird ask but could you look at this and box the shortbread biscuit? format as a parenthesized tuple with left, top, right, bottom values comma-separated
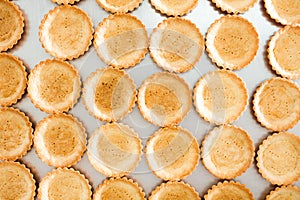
(83, 67, 137, 122)
(206, 15, 259, 70)
(257, 132, 300, 185)
(96, 0, 142, 13)
(149, 181, 200, 200)
(150, 17, 204, 73)
(28, 59, 81, 114)
(34, 113, 86, 167)
(0, 53, 27, 106)
(145, 126, 199, 180)
(138, 72, 192, 127)
(39, 5, 93, 60)
(88, 122, 142, 177)
(0, 108, 33, 161)
(204, 181, 254, 200)
(211, 0, 258, 14)
(38, 168, 92, 200)
(150, 0, 198, 16)
(0, 161, 35, 200)
(93, 177, 145, 200)
(94, 14, 148, 69)
(0, 0, 24, 52)
(194, 70, 248, 124)
(253, 77, 300, 131)
(266, 185, 300, 200)
(268, 25, 300, 79)
(201, 125, 254, 179)
(264, 0, 300, 25)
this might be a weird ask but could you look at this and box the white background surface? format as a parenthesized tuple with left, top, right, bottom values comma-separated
(8, 0, 300, 199)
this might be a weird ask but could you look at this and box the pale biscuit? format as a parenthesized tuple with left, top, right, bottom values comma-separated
(87, 122, 142, 177)
(264, 0, 300, 25)
(206, 15, 259, 70)
(268, 25, 300, 79)
(28, 59, 81, 114)
(211, 0, 258, 14)
(0, 53, 27, 106)
(38, 168, 92, 200)
(150, 17, 204, 73)
(194, 70, 248, 124)
(149, 181, 200, 200)
(145, 126, 200, 180)
(150, 0, 198, 16)
(266, 185, 300, 200)
(93, 177, 145, 200)
(0, 0, 24, 52)
(96, 0, 142, 13)
(0, 108, 32, 161)
(204, 181, 254, 200)
(94, 14, 148, 69)
(34, 113, 86, 168)
(83, 67, 137, 122)
(253, 77, 300, 131)
(257, 132, 300, 185)
(138, 72, 192, 127)
(39, 5, 93, 60)
(0, 161, 35, 200)
(201, 125, 254, 179)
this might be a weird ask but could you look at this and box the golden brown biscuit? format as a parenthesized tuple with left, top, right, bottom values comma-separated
(94, 14, 148, 69)
(268, 25, 300, 79)
(0, 108, 33, 161)
(0, 53, 27, 106)
(39, 5, 93, 60)
(93, 177, 145, 200)
(0, 161, 35, 200)
(138, 72, 192, 127)
(28, 59, 81, 114)
(193, 70, 248, 124)
(266, 185, 300, 200)
(0, 0, 24, 52)
(257, 132, 300, 185)
(201, 125, 254, 179)
(264, 0, 300, 25)
(83, 67, 137, 122)
(145, 126, 200, 180)
(253, 77, 300, 131)
(87, 122, 142, 177)
(38, 168, 92, 200)
(211, 0, 258, 14)
(150, 17, 204, 73)
(206, 15, 259, 70)
(52, 0, 81, 4)
(150, 0, 198, 16)
(96, 0, 142, 13)
(149, 181, 200, 200)
(204, 181, 254, 200)
(34, 113, 86, 168)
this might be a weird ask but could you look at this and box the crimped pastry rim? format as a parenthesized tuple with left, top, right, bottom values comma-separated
(82, 67, 137, 122)
(87, 122, 143, 177)
(205, 15, 259, 70)
(0, 107, 33, 161)
(145, 126, 200, 181)
(27, 58, 81, 114)
(93, 13, 149, 69)
(193, 69, 248, 125)
(150, 0, 198, 17)
(34, 113, 87, 168)
(201, 124, 255, 179)
(252, 77, 300, 131)
(39, 5, 94, 60)
(0, 53, 27, 107)
(149, 17, 204, 73)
